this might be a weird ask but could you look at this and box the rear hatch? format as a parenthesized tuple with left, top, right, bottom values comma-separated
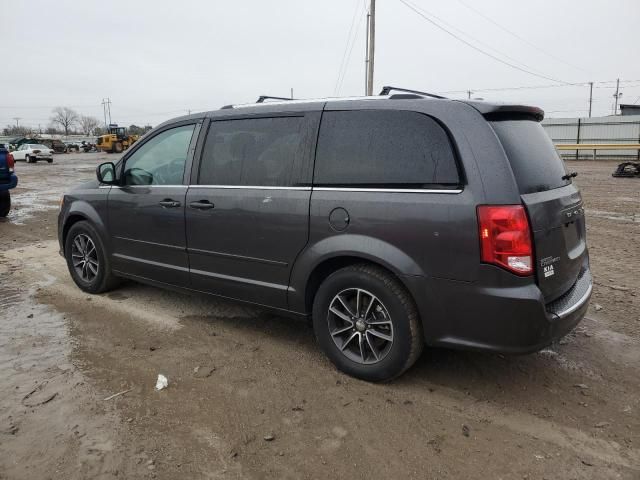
(490, 119, 587, 302)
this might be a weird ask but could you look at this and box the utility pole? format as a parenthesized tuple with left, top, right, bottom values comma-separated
(613, 78, 622, 115)
(366, 0, 376, 96)
(365, 11, 370, 95)
(13, 117, 21, 127)
(467, 90, 472, 99)
(290, 87, 294, 99)
(102, 98, 112, 127)
(588, 82, 593, 118)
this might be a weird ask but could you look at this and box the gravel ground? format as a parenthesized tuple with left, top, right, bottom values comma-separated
(0, 154, 638, 479)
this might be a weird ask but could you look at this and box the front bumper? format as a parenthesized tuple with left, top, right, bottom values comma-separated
(0, 174, 18, 191)
(403, 261, 592, 354)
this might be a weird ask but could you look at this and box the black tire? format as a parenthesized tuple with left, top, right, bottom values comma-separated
(0, 191, 10, 217)
(312, 264, 424, 382)
(64, 221, 120, 294)
(47, 159, 53, 163)
(113, 142, 123, 154)
(25, 155, 32, 163)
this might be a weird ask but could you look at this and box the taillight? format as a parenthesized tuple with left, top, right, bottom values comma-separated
(7, 153, 14, 172)
(477, 205, 533, 276)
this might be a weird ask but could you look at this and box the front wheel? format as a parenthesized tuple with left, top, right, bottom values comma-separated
(0, 191, 10, 217)
(46, 159, 53, 163)
(312, 264, 424, 382)
(64, 221, 119, 293)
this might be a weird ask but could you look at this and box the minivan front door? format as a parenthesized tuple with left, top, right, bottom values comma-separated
(185, 114, 318, 308)
(108, 123, 198, 287)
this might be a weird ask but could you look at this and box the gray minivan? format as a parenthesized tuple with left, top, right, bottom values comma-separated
(58, 88, 592, 381)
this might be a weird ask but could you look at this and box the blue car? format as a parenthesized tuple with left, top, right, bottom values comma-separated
(0, 144, 17, 217)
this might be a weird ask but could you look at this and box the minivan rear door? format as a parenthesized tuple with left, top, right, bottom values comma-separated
(185, 112, 320, 308)
(490, 119, 587, 302)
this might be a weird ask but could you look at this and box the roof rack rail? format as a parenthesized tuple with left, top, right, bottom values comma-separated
(256, 95, 295, 103)
(379, 86, 446, 100)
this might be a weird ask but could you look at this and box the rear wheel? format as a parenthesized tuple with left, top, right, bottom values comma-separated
(113, 142, 123, 154)
(46, 158, 53, 163)
(64, 221, 120, 293)
(25, 155, 32, 163)
(0, 191, 10, 217)
(312, 264, 424, 382)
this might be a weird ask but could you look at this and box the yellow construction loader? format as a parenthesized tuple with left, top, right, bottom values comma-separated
(96, 124, 139, 153)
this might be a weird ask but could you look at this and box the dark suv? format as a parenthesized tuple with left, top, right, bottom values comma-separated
(58, 88, 591, 381)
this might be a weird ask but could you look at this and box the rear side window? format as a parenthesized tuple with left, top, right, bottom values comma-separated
(199, 117, 305, 186)
(314, 110, 460, 188)
(490, 120, 570, 194)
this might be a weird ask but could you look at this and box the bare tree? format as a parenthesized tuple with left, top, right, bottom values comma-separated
(79, 115, 100, 135)
(50, 107, 79, 136)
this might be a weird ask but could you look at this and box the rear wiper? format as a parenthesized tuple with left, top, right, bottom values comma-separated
(562, 172, 578, 181)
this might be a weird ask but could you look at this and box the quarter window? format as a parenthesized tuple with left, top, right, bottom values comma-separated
(123, 124, 195, 186)
(314, 110, 460, 188)
(198, 117, 305, 186)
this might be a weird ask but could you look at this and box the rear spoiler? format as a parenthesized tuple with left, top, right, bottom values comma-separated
(459, 100, 545, 122)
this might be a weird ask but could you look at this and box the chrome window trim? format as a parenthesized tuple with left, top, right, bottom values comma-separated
(313, 187, 463, 194)
(100, 184, 462, 193)
(103, 184, 187, 189)
(189, 185, 311, 191)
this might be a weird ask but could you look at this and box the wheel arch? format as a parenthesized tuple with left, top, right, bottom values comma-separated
(61, 202, 109, 255)
(301, 255, 414, 315)
(290, 234, 427, 313)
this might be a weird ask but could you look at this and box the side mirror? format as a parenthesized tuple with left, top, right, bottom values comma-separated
(96, 162, 117, 184)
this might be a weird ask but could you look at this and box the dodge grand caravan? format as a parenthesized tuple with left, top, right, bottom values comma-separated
(58, 87, 592, 381)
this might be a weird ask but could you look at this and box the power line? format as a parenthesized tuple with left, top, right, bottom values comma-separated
(334, 0, 364, 96)
(402, 0, 563, 82)
(398, 0, 569, 84)
(454, 0, 589, 75)
(336, 2, 366, 95)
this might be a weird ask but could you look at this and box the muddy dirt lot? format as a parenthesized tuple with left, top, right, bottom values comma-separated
(0, 154, 638, 479)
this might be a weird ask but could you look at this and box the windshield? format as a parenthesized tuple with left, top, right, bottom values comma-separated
(490, 120, 571, 194)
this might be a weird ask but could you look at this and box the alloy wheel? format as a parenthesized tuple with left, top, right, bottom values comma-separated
(327, 288, 394, 365)
(71, 233, 99, 282)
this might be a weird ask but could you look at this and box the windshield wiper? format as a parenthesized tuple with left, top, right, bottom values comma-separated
(562, 172, 578, 181)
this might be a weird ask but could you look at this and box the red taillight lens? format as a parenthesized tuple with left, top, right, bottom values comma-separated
(477, 205, 533, 276)
(7, 153, 14, 172)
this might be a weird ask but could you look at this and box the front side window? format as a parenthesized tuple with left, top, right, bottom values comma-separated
(314, 110, 460, 188)
(198, 117, 304, 186)
(123, 124, 195, 186)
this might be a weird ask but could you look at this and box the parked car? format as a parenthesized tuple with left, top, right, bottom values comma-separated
(12, 143, 54, 163)
(66, 142, 81, 152)
(38, 138, 68, 153)
(58, 89, 591, 381)
(0, 143, 17, 217)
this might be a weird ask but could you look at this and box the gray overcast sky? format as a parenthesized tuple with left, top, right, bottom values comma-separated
(2, 0, 639, 129)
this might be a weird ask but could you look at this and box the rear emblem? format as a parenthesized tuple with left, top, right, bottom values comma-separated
(540, 256, 559, 278)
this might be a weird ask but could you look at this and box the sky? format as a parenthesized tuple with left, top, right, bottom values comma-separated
(2, 0, 639, 130)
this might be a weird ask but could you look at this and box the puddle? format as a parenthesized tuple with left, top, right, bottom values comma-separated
(7, 189, 61, 225)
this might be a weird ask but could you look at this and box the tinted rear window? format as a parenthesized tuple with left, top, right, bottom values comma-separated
(199, 117, 304, 186)
(490, 120, 570, 194)
(314, 110, 460, 188)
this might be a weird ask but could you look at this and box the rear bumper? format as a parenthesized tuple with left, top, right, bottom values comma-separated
(0, 174, 18, 191)
(404, 261, 592, 354)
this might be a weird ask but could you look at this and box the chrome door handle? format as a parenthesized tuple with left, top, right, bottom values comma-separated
(189, 200, 215, 210)
(159, 199, 181, 208)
